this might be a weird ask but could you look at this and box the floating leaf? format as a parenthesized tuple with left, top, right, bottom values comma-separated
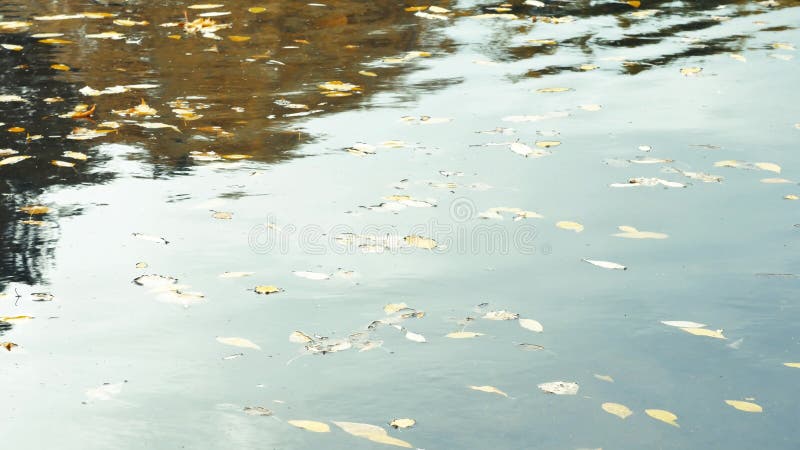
(613, 225, 668, 239)
(50, 63, 70, 71)
(404, 235, 437, 249)
(725, 400, 762, 413)
(288, 420, 330, 433)
(681, 327, 726, 339)
(216, 337, 261, 350)
(594, 374, 614, 383)
(405, 330, 426, 343)
(583, 259, 626, 270)
(39, 38, 73, 45)
(135, 262, 148, 269)
(384, 303, 409, 314)
(228, 35, 251, 42)
(446, 331, 484, 339)
(2, 342, 18, 351)
(645, 409, 679, 427)
(760, 178, 792, 184)
(220, 271, 253, 278)
(51, 160, 75, 168)
(212, 211, 233, 220)
(602, 402, 633, 419)
(86, 31, 125, 40)
(293, 271, 331, 280)
(63, 151, 88, 160)
(248, 7, 267, 13)
(536, 87, 572, 93)
(137, 122, 180, 132)
(0, 155, 32, 166)
(556, 221, 584, 232)
(254, 285, 281, 295)
(786, 194, 799, 200)
(243, 406, 272, 416)
(783, 362, 800, 368)
(680, 67, 702, 76)
(289, 331, 313, 343)
(132, 233, 169, 245)
(390, 418, 415, 429)
(538, 381, 579, 395)
(536, 140, 561, 148)
(754, 162, 781, 173)
(20, 205, 50, 215)
(333, 421, 412, 448)
(519, 318, 543, 332)
(661, 320, 706, 328)
(483, 310, 519, 321)
(1, 316, 34, 322)
(1, 44, 23, 51)
(469, 385, 508, 397)
(359, 70, 378, 77)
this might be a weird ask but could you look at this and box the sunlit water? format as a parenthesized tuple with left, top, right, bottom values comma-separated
(1, 1, 799, 449)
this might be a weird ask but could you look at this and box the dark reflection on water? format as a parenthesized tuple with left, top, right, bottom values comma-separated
(0, 0, 453, 297)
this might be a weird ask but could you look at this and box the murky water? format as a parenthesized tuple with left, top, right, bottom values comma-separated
(1, 0, 799, 448)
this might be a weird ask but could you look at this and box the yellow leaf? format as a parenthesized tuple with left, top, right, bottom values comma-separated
(602, 402, 633, 419)
(680, 67, 702, 76)
(579, 64, 598, 71)
(405, 6, 429, 12)
(8, 127, 25, 133)
(404, 235, 437, 249)
(1, 342, 18, 351)
(228, 35, 251, 42)
(288, 420, 330, 432)
(359, 70, 378, 77)
(725, 400, 763, 413)
(248, 7, 267, 13)
(216, 336, 261, 350)
(536, 87, 572, 93)
(221, 154, 252, 160)
(469, 385, 508, 397)
(318, 81, 361, 92)
(714, 160, 740, 168)
(168, 34, 182, 40)
(556, 221, 584, 232)
(446, 331, 484, 339)
(390, 418, 415, 429)
(681, 327, 726, 339)
(114, 19, 149, 26)
(38, 38, 73, 44)
(51, 63, 70, 71)
(784, 362, 800, 368)
(1, 44, 23, 51)
(536, 140, 561, 148)
(645, 409, 679, 427)
(1, 315, 34, 322)
(254, 285, 281, 295)
(135, 262, 148, 269)
(627, 0, 641, 7)
(51, 160, 75, 168)
(785, 194, 799, 200)
(754, 162, 781, 173)
(333, 421, 412, 448)
(19, 205, 50, 215)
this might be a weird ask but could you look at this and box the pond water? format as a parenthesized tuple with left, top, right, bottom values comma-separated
(1, 0, 798, 448)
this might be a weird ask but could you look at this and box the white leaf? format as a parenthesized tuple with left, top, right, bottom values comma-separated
(519, 318, 543, 332)
(661, 320, 706, 328)
(582, 259, 626, 270)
